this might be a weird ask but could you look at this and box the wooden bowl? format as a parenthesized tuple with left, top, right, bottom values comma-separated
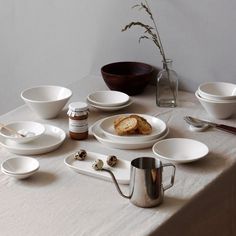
(101, 62, 154, 95)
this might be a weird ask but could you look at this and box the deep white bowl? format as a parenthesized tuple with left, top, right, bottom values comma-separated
(21, 85, 72, 119)
(195, 91, 236, 119)
(1, 157, 39, 179)
(198, 82, 236, 101)
(0, 121, 45, 143)
(87, 91, 129, 107)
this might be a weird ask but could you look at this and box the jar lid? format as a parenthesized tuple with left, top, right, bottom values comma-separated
(69, 102, 88, 112)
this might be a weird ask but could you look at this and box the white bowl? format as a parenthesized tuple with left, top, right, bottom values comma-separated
(1, 157, 39, 177)
(195, 91, 236, 119)
(87, 91, 129, 107)
(21, 85, 72, 119)
(198, 82, 236, 101)
(0, 121, 45, 143)
(152, 138, 209, 163)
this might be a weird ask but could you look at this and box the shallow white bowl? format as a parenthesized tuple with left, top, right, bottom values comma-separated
(195, 91, 236, 119)
(87, 91, 129, 107)
(198, 82, 236, 101)
(1, 157, 39, 175)
(152, 138, 209, 163)
(21, 85, 72, 119)
(0, 121, 45, 143)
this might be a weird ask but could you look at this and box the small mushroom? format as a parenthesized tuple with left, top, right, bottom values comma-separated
(107, 155, 118, 167)
(74, 149, 87, 160)
(92, 159, 104, 171)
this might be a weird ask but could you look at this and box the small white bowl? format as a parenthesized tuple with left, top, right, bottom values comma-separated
(87, 91, 129, 107)
(21, 85, 72, 119)
(0, 121, 45, 143)
(198, 82, 236, 101)
(1, 157, 39, 179)
(195, 91, 236, 119)
(152, 138, 209, 163)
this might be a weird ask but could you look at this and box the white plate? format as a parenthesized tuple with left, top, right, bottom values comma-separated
(87, 98, 133, 111)
(152, 138, 209, 163)
(0, 124, 66, 155)
(1, 168, 38, 179)
(87, 91, 129, 107)
(99, 114, 167, 142)
(64, 151, 130, 184)
(90, 121, 169, 150)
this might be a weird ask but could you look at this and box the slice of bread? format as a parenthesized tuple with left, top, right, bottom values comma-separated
(115, 117, 138, 135)
(113, 115, 127, 128)
(129, 115, 152, 135)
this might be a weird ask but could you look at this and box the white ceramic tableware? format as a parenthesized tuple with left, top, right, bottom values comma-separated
(0, 124, 66, 155)
(87, 91, 129, 107)
(152, 138, 209, 163)
(90, 121, 169, 149)
(1, 168, 38, 179)
(195, 91, 236, 119)
(87, 98, 133, 111)
(99, 114, 167, 142)
(0, 121, 45, 144)
(21, 85, 72, 119)
(64, 151, 130, 184)
(198, 82, 236, 101)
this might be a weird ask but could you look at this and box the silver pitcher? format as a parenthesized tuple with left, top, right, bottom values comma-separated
(103, 157, 176, 208)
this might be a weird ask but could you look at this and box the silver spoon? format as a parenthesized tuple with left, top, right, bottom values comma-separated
(184, 116, 210, 131)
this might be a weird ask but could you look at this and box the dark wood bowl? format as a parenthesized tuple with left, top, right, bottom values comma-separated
(101, 61, 154, 95)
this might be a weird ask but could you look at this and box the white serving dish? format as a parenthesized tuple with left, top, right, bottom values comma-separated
(1, 157, 39, 175)
(152, 138, 209, 163)
(87, 98, 133, 111)
(87, 90, 129, 107)
(64, 151, 130, 184)
(198, 82, 236, 101)
(195, 91, 236, 119)
(1, 168, 38, 179)
(99, 114, 167, 142)
(0, 121, 45, 144)
(21, 85, 72, 119)
(90, 120, 169, 150)
(0, 124, 66, 155)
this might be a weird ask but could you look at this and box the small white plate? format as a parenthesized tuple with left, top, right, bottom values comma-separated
(1, 157, 39, 175)
(0, 121, 45, 144)
(90, 121, 169, 150)
(1, 168, 38, 179)
(0, 124, 66, 155)
(87, 91, 129, 107)
(152, 138, 209, 163)
(87, 98, 133, 111)
(99, 114, 167, 142)
(64, 151, 130, 184)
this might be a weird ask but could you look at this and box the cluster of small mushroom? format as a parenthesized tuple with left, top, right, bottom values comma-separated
(74, 149, 118, 171)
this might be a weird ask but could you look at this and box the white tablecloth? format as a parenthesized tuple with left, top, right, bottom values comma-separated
(0, 75, 235, 236)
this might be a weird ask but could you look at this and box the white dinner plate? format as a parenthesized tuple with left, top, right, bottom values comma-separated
(64, 151, 130, 184)
(87, 98, 133, 111)
(87, 91, 129, 107)
(0, 124, 66, 155)
(99, 114, 167, 142)
(90, 120, 169, 150)
(152, 138, 209, 163)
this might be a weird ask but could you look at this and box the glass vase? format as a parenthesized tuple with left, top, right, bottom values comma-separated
(156, 59, 178, 107)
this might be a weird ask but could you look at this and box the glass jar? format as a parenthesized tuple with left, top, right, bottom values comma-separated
(67, 102, 89, 140)
(156, 59, 178, 107)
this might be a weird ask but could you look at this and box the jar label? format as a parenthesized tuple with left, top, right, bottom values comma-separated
(69, 119, 88, 133)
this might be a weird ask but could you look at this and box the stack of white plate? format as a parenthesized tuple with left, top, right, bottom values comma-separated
(87, 91, 133, 111)
(90, 114, 169, 149)
(1, 157, 40, 179)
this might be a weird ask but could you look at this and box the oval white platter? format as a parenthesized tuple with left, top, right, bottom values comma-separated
(0, 124, 66, 155)
(90, 120, 169, 150)
(64, 151, 130, 184)
(99, 114, 167, 142)
(152, 138, 209, 164)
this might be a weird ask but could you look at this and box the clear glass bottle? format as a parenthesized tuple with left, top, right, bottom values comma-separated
(156, 59, 178, 107)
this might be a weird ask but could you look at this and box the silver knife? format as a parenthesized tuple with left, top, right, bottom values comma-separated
(187, 116, 236, 135)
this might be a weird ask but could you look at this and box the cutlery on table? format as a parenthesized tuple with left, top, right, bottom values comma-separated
(0, 123, 25, 137)
(184, 116, 236, 135)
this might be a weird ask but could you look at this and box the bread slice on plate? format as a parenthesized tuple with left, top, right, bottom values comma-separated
(113, 115, 127, 128)
(115, 117, 138, 135)
(129, 115, 152, 135)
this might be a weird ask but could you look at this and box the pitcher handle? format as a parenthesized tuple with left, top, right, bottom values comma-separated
(162, 163, 176, 191)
